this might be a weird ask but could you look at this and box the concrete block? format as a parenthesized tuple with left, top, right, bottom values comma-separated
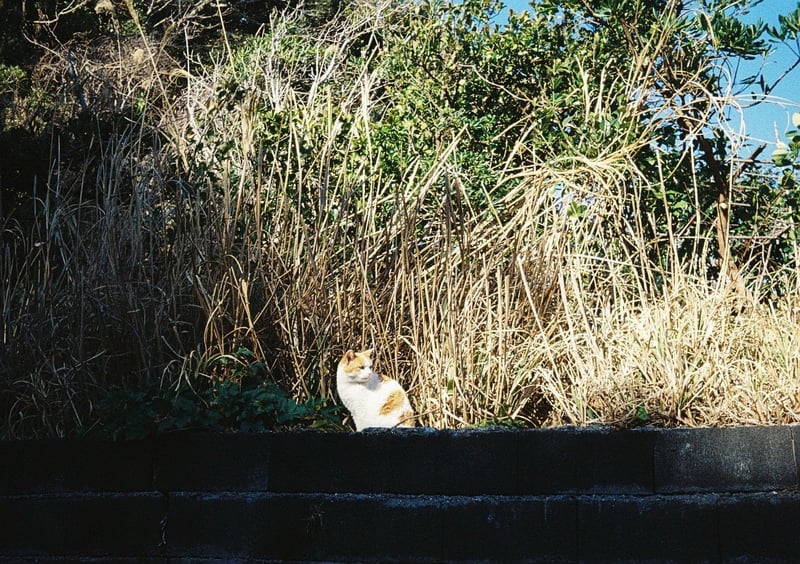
(517, 426, 654, 494)
(308, 493, 443, 561)
(718, 492, 800, 561)
(4, 426, 800, 562)
(654, 426, 796, 493)
(166, 492, 293, 560)
(266, 430, 386, 493)
(5, 559, 159, 564)
(167, 492, 443, 561)
(267, 428, 517, 495)
(792, 424, 800, 488)
(0, 439, 154, 494)
(0, 493, 163, 557)
(154, 432, 270, 492)
(366, 428, 517, 495)
(441, 495, 577, 562)
(577, 494, 719, 562)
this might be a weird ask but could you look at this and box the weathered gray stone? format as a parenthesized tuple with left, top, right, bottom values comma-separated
(3, 426, 799, 561)
(0, 438, 154, 494)
(442, 495, 577, 562)
(654, 426, 796, 493)
(718, 491, 800, 562)
(155, 432, 270, 492)
(517, 426, 655, 494)
(167, 492, 443, 561)
(577, 494, 720, 561)
(0, 493, 163, 557)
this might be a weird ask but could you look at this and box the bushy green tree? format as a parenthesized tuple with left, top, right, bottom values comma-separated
(372, 0, 800, 294)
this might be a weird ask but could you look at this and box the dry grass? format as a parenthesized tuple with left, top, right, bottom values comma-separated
(2, 0, 799, 437)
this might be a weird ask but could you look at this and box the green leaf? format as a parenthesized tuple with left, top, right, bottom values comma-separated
(567, 201, 586, 218)
(772, 143, 791, 166)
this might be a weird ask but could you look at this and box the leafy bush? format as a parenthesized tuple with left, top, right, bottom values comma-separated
(86, 352, 344, 440)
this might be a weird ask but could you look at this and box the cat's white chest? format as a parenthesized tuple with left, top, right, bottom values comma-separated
(336, 373, 388, 429)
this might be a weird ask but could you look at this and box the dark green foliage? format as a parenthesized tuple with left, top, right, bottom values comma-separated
(94, 347, 345, 440)
(86, 368, 345, 440)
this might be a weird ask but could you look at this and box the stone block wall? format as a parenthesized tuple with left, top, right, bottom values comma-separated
(2, 426, 799, 561)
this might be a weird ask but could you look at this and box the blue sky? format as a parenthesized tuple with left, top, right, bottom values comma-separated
(498, 0, 800, 152)
(737, 0, 800, 149)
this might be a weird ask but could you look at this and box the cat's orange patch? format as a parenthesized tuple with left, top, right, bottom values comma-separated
(342, 350, 367, 374)
(379, 389, 405, 415)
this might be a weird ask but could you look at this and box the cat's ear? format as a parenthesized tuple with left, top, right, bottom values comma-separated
(344, 349, 356, 362)
(362, 348, 373, 358)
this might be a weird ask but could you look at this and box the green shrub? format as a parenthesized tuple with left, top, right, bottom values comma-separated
(85, 353, 344, 440)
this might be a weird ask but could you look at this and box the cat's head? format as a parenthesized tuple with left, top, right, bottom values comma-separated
(338, 349, 375, 383)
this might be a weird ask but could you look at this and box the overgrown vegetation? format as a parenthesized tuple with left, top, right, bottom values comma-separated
(2, 0, 800, 438)
(86, 348, 345, 439)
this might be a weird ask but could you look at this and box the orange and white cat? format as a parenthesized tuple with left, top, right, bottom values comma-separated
(337, 349, 414, 431)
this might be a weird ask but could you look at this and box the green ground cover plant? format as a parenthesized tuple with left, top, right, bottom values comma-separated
(1, 0, 799, 437)
(85, 348, 344, 439)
